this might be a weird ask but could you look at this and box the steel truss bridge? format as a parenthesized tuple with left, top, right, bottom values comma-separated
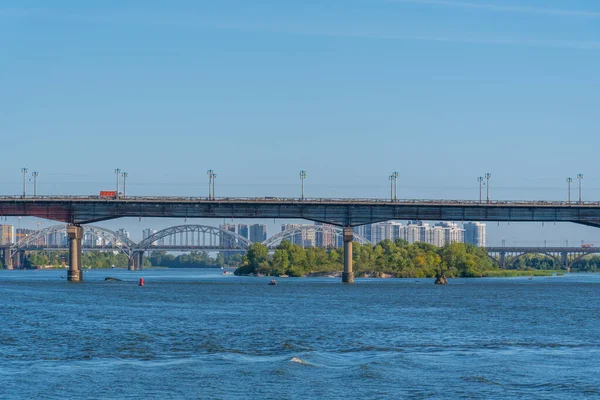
(486, 247, 600, 271)
(1, 224, 369, 270)
(4, 195, 600, 282)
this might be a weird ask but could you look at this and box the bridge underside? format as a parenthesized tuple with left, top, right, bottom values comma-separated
(3, 199, 600, 227)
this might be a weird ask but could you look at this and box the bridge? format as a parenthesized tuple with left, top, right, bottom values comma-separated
(0, 223, 369, 272)
(486, 247, 600, 271)
(3, 195, 600, 282)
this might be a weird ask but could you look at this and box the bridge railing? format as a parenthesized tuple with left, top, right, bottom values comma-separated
(2, 195, 600, 206)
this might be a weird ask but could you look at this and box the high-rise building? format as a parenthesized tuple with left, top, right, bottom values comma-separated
(354, 225, 372, 244)
(428, 222, 464, 247)
(249, 224, 267, 243)
(405, 221, 429, 244)
(238, 224, 249, 240)
(142, 228, 158, 246)
(464, 222, 486, 247)
(219, 224, 236, 247)
(315, 223, 337, 248)
(0, 225, 15, 245)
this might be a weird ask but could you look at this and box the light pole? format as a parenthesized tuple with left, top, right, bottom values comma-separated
(122, 172, 128, 198)
(389, 175, 394, 201)
(114, 168, 121, 194)
(577, 174, 584, 204)
(21, 168, 28, 198)
(392, 171, 399, 201)
(477, 176, 484, 203)
(32, 171, 39, 198)
(485, 173, 491, 203)
(212, 172, 217, 198)
(300, 170, 307, 200)
(207, 170, 214, 199)
(566, 177, 573, 204)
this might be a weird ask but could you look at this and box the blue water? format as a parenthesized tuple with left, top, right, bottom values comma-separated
(2, 269, 600, 399)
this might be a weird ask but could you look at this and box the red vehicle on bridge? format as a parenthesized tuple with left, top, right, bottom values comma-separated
(99, 191, 120, 199)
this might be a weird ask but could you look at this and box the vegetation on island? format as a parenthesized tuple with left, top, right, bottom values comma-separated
(235, 240, 500, 278)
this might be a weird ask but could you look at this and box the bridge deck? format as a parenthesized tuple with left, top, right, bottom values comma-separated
(1, 196, 600, 226)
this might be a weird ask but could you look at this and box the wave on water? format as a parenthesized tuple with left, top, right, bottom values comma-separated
(290, 356, 313, 366)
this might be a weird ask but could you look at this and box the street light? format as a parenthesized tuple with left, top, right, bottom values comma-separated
(32, 171, 39, 198)
(21, 168, 28, 198)
(577, 174, 584, 204)
(207, 170, 214, 199)
(485, 173, 491, 203)
(477, 176, 484, 203)
(566, 177, 573, 204)
(299, 170, 307, 200)
(391, 171, 399, 201)
(114, 168, 122, 194)
(122, 172, 128, 198)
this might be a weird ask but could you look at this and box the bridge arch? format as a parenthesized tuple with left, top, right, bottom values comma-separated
(262, 225, 369, 249)
(134, 225, 252, 253)
(11, 224, 136, 257)
(566, 251, 600, 270)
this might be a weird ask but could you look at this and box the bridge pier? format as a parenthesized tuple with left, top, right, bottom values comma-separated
(342, 227, 354, 283)
(128, 256, 135, 271)
(67, 225, 83, 282)
(135, 251, 144, 271)
(1, 247, 12, 269)
(11, 250, 23, 269)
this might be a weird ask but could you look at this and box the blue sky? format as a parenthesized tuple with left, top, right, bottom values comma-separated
(1, 0, 600, 244)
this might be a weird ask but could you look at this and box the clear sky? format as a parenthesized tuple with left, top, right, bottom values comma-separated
(1, 0, 600, 245)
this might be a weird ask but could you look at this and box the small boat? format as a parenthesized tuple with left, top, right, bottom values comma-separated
(268, 279, 277, 285)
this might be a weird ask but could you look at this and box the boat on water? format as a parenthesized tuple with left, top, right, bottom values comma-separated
(279, 274, 289, 278)
(268, 279, 277, 285)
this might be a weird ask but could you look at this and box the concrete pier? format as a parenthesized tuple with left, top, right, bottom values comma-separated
(135, 251, 144, 271)
(1, 246, 12, 270)
(67, 225, 83, 282)
(342, 227, 354, 283)
(128, 257, 135, 271)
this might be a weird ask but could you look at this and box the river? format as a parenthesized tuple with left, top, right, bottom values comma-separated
(2, 269, 600, 399)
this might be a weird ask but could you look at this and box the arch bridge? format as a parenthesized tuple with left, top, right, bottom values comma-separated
(486, 247, 600, 272)
(3, 224, 366, 272)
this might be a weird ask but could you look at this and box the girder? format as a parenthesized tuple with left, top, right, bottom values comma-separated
(3, 196, 600, 226)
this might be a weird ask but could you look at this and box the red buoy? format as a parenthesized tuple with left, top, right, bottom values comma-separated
(139, 278, 144, 286)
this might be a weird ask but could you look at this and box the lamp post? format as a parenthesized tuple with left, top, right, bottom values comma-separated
(389, 175, 394, 201)
(477, 176, 484, 204)
(577, 174, 584, 204)
(122, 172, 128, 198)
(485, 173, 492, 203)
(566, 177, 573, 204)
(299, 170, 307, 200)
(207, 170, 214, 199)
(391, 171, 399, 201)
(114, 168, 121, 194)
(212, 172, 217, 198)
(21, 168, 28, 198)
(32, 171, 39, 198)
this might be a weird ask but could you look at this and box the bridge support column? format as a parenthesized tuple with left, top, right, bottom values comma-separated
(342, 227, 354, 283)
(135, 251, 144, 271)
(2, 247, 12, 270)
(561, 252, 569, 272)
(11, 251, 22, 269)
(67, 225, 83, 282)
(499, 252, 506, 269)
(128, 256, 135, 271)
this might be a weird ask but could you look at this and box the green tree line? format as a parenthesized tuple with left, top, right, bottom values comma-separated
(235, 240, 500, 278)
